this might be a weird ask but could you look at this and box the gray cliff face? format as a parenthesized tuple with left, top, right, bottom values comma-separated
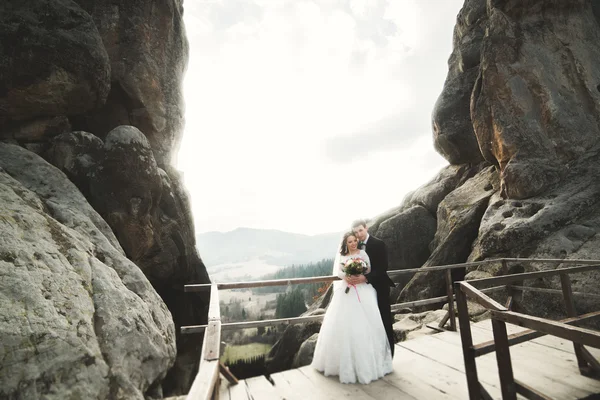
(71, 0, 188, 166)
(0, 0, 208, 398)
(432, 0, 487, 165)
(0, 1, 110, 132)
(0, 144, 176, 399)
(370, 0, 600, 314)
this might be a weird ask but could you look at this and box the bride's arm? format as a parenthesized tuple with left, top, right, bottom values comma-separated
(337, 257, 347, 280)
(333, 251, 346, 280)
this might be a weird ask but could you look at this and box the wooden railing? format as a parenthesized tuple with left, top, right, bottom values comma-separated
(182, 259, 504, 335)
(182, 258, 600, 399)
(455, 260, 600, 400)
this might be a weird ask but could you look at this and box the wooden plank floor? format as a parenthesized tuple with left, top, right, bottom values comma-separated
(219, 319, 600, 400)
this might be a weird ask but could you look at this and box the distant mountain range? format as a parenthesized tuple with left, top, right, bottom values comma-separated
(196, 227, 342, 267)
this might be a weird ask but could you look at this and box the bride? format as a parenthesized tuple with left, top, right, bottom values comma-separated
(311, 231, 393, 384)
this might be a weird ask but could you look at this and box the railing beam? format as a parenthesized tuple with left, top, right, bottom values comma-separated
(185, 259, 600, 293)
(510, 285, 600, 299)
(473, 311, 600, 357)
(460, 282, 507, 312)
(467, 264, 600, 288)
(489, 310, 600, 349)
(182, 314, 325, 334)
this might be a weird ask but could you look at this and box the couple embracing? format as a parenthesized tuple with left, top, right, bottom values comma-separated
(311, 220, 395, 384)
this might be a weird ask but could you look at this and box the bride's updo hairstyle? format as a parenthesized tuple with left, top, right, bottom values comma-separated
(339, 231, 356, 256)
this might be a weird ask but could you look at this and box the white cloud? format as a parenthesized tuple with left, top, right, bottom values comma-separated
(178, 0, 465, 235)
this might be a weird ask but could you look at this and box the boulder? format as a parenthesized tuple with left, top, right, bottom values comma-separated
(71, 0, 188, 165)
(469, 148, 600, 264)
(1, 116, 71, 143)
(291, 333, 319, 368)
(44, 131, 105, 197)
(432, 0, 487, 164)
(393, 310, 448, 342)
(0, 143, 176, 399)
(88, 125, 162, 263)
(265, 322, 321, 374)
(470, 0, 600, 198)
(398, 167, 498, 303)
(43, 126, 210, 393)
(376, 205, 437, 291)
(369, 162, 491, 295)
(0, 0, 110, 126)
(435, 0, 600, 200)
(401, 163, 489, 216)
(0, 0, 204, 395)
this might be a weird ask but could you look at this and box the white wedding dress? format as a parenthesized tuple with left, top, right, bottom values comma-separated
(311, 249, 393, 384)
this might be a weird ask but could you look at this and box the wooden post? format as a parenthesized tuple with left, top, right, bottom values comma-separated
(560, 273, 588, 374)
(491, 318, 516, 399)
(204, 283, 222, 361)
(501, 259, 509, 275)
(219, 362, 239, 384)
(581, 347, 600, 376)
(505, 285, 514, 310)
(211, 375, 221, 400)
(444, 269, 457, 331)
(187, 283, 222, 400)
(455, 282, 480, 400)
(501, 260, 515, 310)
(437, 311, 451, 330)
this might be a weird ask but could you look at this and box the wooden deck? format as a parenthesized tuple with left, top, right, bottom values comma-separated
(219, 319, 600, 400)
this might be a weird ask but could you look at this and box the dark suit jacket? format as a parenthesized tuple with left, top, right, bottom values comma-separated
(364, 235, 395, 288)
(363, 234, 396, 357)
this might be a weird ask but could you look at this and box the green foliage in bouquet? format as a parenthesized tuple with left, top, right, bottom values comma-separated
(342, 258, 368, 293)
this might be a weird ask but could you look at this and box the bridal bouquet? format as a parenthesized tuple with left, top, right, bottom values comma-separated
(342, 258, 368, 294)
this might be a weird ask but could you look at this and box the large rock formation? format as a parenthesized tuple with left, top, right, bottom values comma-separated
(70, 0, 188, 166)
(0, 0, 209, 397)
(0, 0, 110, 137)
(371, 0, 600, 316)
(0, 144, 176, 399)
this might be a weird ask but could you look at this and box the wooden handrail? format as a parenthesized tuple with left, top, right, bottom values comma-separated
(181, 285, 506, 334)
(473, 310, 600, 357)
(489, 310, 600, 348)
(182, 314, 325, 334)
(459, 282, 507, 311)
(185, 275, 341, 292)
(466, 264, 600, 287)
(509, 285, 600, 299)
(456, 265, 600, 400)
(184, 261, 476, 292)
(186, 283, 221, 400)
(185, 258, 600, 292)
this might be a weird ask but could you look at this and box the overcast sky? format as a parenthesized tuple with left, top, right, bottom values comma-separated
(177, 0, 465, 235)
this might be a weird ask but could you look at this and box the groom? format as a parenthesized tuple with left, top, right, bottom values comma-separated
(348, 219, 396, 357)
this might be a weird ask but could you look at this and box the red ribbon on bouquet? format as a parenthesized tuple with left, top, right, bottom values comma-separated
(348, 284, 361, 302)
